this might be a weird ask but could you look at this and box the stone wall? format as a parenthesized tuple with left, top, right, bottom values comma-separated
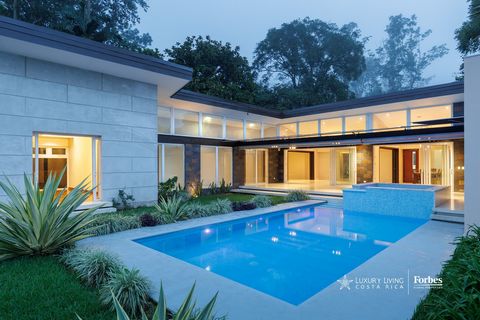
(233, 147, 245, 187)
(184, 144, 201, 189)
(268, 149, 284, 183)
(0, 51, 158, 204)
(356, 145, 374, 184)
(454, 140, 465, 192)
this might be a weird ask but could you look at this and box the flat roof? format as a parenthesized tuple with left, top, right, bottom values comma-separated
(173, 82, 464, 119)
(0, 15, 192, 80)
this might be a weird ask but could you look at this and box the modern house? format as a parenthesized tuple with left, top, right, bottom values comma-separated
(0, 16, 468, 219)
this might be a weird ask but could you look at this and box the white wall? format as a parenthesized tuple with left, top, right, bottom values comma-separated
(0, 51, 158, 204)
(465, 55, 480, 231)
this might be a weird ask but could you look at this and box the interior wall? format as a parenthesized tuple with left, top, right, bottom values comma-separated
(379, 148, 393, 183)
(315, 150, 330, 181)
(287, 151, 310, 180)
(69, 136, 92, 189)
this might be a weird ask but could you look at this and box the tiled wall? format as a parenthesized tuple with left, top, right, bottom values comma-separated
(0, 51, 158, 204)
(268, 149, 284, 183)
(233, 147, 245, 187)
(356, 145, 374, 184)
(184, 144, 201, 189)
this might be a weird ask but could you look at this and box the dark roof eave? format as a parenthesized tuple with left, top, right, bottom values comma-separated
(0, 15, 192, 80)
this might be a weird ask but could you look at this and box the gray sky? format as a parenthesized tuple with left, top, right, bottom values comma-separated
(139, 0, 468, 85)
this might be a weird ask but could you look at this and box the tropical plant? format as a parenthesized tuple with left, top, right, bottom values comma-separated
(208, 182, 219, 195)
(62, 248, 122, 287)
(158, 177, 179, 201)
(250, 195, 272, 208)
(206, 199, 232, 216)
(187, 202, 209, 218)
(218, 179, 231, 194)
(0, 171, 98, 261)
(90, 215, 141, 236)
(154, 196, 190, 224)
(101, 267, 151, 317)
(232, 201, 256, 211)
(88, 282, 220, 320)
(189, 180, 204, 198)
(286, 190, 310, 202)
(139, 213, 158, 227)
(113, 189, 135, 210)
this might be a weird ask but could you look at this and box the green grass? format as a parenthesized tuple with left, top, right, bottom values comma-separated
(412, 226, 480, 319)
(192, 193, 285, 205)
(0, 256, 114, 320)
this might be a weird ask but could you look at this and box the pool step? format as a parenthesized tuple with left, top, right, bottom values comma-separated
(231, 188, 343, 205)
(431, 210, 464, 224)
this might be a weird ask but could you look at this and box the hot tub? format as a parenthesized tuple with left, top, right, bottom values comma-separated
(343, 183, 450, 219)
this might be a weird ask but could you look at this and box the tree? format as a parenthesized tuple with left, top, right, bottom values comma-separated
(253, 18, 366, 109)
(456, 0, 480, 75)
(353, 15, 448, 97)
(165, 36, 258, 104)
(0, 0, 158, 56)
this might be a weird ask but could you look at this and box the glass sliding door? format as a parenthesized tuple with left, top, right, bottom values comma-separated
(257, 150, 266, 183)
(244, 149, 267, 185)
(335, 148, 355, 185)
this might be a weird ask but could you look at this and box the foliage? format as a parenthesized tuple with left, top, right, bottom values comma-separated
(208, 182, 219, 194)
(456, 0, 480, 56)
(0, 0, 159, 57)
(193, 193, 284, 206)
(92, 282, 220, 320)
(165, 35, 258, 104)
(206, 199, 232, 215)
(0, 171, 98, 261)
(100, 267, 151, 317)
(412, 226, 480, 319)
(218, 179, 232, 194)
(189, 180, 204, 198)
(113, 189, 135, 210)
(89, 215, 141, 236)
(250, 195, 272, 208)
(253, 17, 365, 109)
(232, 201, 256, 211)
(154, 196, 191, 224)
(139, 213, 158, 227)
(0, 256, 114, 320)
(158, 177, 179, 201)
(186, 202, 209, 218)
(62, 248, 122, 287)
(285, 190, 310, 202)
(352, 14, 448, 97)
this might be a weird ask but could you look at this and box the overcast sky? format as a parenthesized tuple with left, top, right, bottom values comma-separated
(139, 0, 468, 85)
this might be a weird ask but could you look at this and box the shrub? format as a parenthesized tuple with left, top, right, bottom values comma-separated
(101, 267, 150, 317)
(232, 201, 257, 211)
(286, 190, 310, 202)
(90, 215, 141, 236)
(139, 213, 158, 227)
(62, 248, 121, 287)
(189, 180, 203, 198)
(251, 195, 272, 208)
(154, 195, 190, 224)
(218, 179, 232, 194)
(187, 202, 209, 218)
(112, 189, 135, 210)
(0, 171, 98, 261)
(158, 176, 179, 201)
(87, 282, 220, 320)
(206, 199, 232, 215)
(208, 182, 219, 194)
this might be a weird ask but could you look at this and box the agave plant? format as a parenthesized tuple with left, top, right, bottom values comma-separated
(0, 170, 99, 261)
(154, 195, 190, 224)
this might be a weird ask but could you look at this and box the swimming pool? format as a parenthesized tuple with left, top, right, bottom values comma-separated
(134, 204, 427, 305)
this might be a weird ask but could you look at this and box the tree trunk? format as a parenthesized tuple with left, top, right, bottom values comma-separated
(13, 0, 19, 20)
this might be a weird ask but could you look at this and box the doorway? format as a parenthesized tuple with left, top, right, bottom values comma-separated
(403, 149, 419, 183)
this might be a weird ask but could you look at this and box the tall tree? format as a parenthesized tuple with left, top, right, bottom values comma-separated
(0, 0, 157, 56)
(253, 18, 366, 109)
(456, 0, 480, 60)
(165, 36, 258, 104)
(353, 15, 448, 97)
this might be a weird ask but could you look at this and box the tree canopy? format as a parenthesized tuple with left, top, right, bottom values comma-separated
(0, 0, 158, 56)
(164, 36, 258, 104)
(352, 15, 448, 97)
(253, 18, 366, 109)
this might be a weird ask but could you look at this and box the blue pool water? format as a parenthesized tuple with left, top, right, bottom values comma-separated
(134, 205, 427, 305)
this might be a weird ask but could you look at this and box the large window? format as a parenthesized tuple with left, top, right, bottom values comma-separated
(202, 114, 223, 138)
(246, 122, 261, 139)
(345, 115, 366, 132)
(201, 146, 233, 186)
(158, 107, 171, 134)
(321, 118, 342, 134)
(373, 111, 407, 130)
(33, 133, 101, 201)
(226, 119, 244, 140)
(299, 121, 318, 136)
(159, 144, 184, 186)
(174, 109, 199, 136)
(279, 123, 297, 137)
(410, 105, 452, 128)
(245, 149, 267, 184)
(263, 124, 277, 138)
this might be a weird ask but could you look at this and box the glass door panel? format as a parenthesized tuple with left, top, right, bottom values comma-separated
(335, 148, 354, 185)
(257, 150, 266, 183)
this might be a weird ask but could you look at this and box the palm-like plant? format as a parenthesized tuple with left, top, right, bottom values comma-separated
(0, 170, 99, 261)
(154, 195, 190, 224)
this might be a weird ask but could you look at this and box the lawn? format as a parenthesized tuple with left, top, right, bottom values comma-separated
(0, 256, 114, 320)
(412, 227, 480, 319)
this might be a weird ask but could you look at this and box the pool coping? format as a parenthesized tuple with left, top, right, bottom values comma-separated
(77, 200, 463, 320)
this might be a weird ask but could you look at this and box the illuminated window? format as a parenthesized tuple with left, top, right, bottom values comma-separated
(226, 119, 244, 140)
(410, 105, 452, 128)
(263, 124, 277, 138)
(201, 146, 232, 185)
(246, 122, 261, 139)
(279, 123, 297, 137)
(159, 144, 184, 186)
(345, 115, 366, 132)
(373, 111, 407, 129)
(175, 109, 199, 136)
(202, 114, 223, 138)
(299, 121, 318, 136)
(158, 106, 171, 134)
(321, 118, 342, 134)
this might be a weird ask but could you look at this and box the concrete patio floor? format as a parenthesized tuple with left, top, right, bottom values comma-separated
(78, 201, 462, 320)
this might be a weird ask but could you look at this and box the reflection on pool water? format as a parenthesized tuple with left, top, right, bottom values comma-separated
(134, 205, 427, 305)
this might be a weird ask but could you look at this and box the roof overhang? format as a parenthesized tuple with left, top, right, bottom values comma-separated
(0, 16, 192, 99)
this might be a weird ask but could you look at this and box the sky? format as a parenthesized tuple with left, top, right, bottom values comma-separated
(138, 0, 468, 85)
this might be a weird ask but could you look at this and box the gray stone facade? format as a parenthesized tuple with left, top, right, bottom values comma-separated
(232, 147, 245, 188)
(356, 145, 374, 184)
(268, 149, 284, 183)
(184, 144, 201, 190)
(0, 51, 158, 204)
